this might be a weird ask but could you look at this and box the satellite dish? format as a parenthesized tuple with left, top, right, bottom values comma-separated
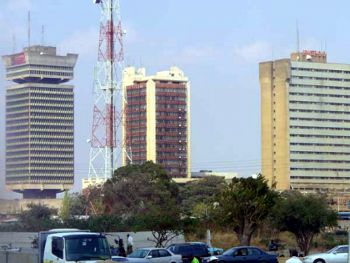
(306, 54, 312, 61)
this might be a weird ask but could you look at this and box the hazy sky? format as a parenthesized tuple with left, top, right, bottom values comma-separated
(1, 0, 350, 198)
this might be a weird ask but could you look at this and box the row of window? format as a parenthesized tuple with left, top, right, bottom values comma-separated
(7, 138, 73, 143)
(127, 128, 146, 133)
(7, 151, 73, 156)
(291, 168, 350, 172)
(156, 88, 187, 93)
(290, 109, 350, 115)
(290, 84, 350, 91)
(289, 100, 350, 106)
(290, 92, 350, 99)
(292, 76, 350, 82)
(290, 159, 350, 163)
(290, 125, 350, 131)
(290, 134, 350, 139)
(7, 70, 73, 77)
(290, 176, 350, 180)
(291, 142, 350, 147)
(290, 117, 350, 123)
(7, 93, 72, 100)
(291, 151, 350, 155)
(7, 89, 72, 97)
(155, 96, 186, 101)
(291, 67, 350, 74)
(9, 64, 73, 71)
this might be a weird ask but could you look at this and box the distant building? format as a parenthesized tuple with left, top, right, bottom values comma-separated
(123, 67, 191, 178)
(191, 170, 239, 180)
(2, 46, 78, 198)
(260, 50, 350, 193)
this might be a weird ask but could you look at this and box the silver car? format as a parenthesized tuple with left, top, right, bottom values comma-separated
(302, 245, 348, 263)
(127, 248, 182, 263)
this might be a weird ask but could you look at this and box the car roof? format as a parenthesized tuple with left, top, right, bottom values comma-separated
(228, 246, 262, 249)
(136, 248, 169, 250)
(49, 232, 102, 238)
(169, 242, 207, 246)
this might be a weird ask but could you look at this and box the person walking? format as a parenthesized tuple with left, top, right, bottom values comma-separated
(127, 234, 133, 255)
(118, 238, 126, 257)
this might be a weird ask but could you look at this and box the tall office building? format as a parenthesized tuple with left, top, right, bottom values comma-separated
(2, 46, 78, 198)
(260, 50, 350, 193)
(123, 66, 191, 178)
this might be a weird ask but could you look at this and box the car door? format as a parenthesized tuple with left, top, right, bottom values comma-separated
(232, 248, 249, 263)
(158, 249, 173, 263)
(149, 249, 163, 263)
(332, 246, 348, 263)
(247, 247, 265, 263)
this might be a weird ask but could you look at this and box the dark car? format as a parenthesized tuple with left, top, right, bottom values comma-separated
(167, 242, 211, 263)
(218, 246, 278, 263)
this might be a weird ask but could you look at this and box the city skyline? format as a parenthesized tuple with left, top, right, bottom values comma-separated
(1, 0, 350, 197)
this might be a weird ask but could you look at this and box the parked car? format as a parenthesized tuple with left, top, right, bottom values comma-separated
(302, 245, 348, 263)
(167, 242, 211, 263)
(127, 248, 182, 263)
(217, 246, 278, 263)
(190, 242, 224, 256)
(112, 256, 129, 262)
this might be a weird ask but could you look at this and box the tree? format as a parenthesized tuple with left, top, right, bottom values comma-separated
(103, 161, 181, 246)
(69, 192, 89, 216)
(60, 191, 71, 222)
(179, 176, 226, 216)
(18, 203, 59, 231)
(215, 175, 279, 245)
(103, 161, 179, 215)
(271, 191, 337, 256)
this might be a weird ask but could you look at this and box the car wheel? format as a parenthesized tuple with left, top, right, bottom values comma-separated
(313, 259, 325, 263)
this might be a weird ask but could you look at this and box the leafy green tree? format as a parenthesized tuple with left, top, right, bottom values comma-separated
(179, 176, 226, 216)
(18, 203, 59, 231)
(215, 175, 279, 245)
(103, 161, 181, 246)
(60, 191, 71, 222)
(69, 192, 89, 216)
(271, 191, 337, 256)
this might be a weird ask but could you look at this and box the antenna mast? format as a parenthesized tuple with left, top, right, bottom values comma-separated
(296, 21, 300, 60)
(28, 11, 31, 47)
(12, 34, 16, 53)
(88, 0, 131, 184)
(41, 25, 45, 45)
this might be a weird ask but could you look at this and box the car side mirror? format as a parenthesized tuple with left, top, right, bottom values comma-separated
(146, 255, 152, 259)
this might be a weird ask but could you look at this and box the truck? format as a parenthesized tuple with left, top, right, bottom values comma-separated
(3, 229, 114, 263)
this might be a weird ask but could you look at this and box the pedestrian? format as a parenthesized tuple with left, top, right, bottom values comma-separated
(189, 254, 199, 263)
(118, 238, 126, 257)
(127, 234, 133, 254)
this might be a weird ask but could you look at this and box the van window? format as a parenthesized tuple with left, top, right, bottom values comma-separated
(52, 237, 64, 259)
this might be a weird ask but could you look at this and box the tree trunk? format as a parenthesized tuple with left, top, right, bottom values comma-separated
(296, 232, 314, 256)
(236, 224, 253, 245)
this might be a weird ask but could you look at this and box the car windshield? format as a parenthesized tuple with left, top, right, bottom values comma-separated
(128, 249, 150, 258)
(65, 235, 110, 261)
(327, 246, 348, 254)
(223, 248, 235, 256)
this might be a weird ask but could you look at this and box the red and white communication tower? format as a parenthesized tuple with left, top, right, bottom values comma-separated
(88, 0, 131, 183)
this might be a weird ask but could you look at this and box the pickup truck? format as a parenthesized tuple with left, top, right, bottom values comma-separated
(8, 229, 114, 263)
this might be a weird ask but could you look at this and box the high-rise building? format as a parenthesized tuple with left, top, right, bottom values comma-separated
(260, 50, 350, 193)
(123, 66, 191, 178)
(2, 46, 78, 198)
